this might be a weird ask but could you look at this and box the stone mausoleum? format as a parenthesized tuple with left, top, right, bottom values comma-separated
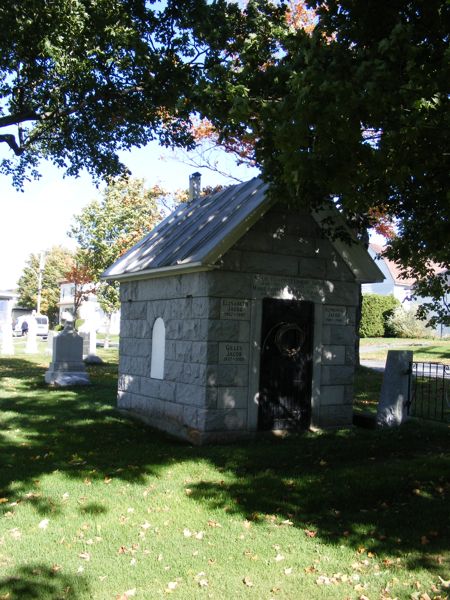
(103, 177, 383, 443)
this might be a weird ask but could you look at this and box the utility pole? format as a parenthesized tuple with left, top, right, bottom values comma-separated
(36, 251, 46, 314)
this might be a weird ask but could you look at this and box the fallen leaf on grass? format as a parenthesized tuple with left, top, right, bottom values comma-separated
(116, 589, 136, 599)
(9, 529, 21, 540)
(165, 581, 178, 592)
(0, 499, 8, 504)
(274, 554, 285, 562)
(79, 552, 90, 561)
(284, 568, 293, 575)
(439, 576, 450, 588)
(207, 520, 221, 528)
(243, 577, 253, 587)
(304, 529, 317, 538)
(38, 519, 49, 530)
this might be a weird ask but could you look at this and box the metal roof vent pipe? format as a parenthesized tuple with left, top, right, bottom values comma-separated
(189, 172, 201, 201)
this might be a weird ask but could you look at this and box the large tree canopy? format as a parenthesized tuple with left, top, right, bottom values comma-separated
(197, 0, 449, 319)
(2, 1, 449, 319)
(0, 0, 277, 187)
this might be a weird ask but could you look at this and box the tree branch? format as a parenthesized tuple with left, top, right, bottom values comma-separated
(0, 111, 39, 129)
(0, 134, 24, 155)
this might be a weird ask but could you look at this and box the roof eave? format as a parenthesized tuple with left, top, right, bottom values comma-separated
(101, 261, 215, 283)
(312, 207, 385, 284)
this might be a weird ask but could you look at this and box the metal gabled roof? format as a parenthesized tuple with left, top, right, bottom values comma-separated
(102, 177, 271, 281)
(102, 175, 383, 284)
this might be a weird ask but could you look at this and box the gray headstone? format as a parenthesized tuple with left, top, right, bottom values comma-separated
(376, 350, 413, 427)
(45, 324, 90, 386)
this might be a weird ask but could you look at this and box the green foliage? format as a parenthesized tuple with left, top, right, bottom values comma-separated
(200, 0, 449, 323)
(386, 306, 435, 339)
(69, 177, 165, 279)
(16, 246, 73, 326)
(0, 1, 240, 186)
(360, 294, 400, 338)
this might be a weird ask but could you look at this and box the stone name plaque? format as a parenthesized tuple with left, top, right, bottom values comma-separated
(220, 298, 250, 320)
(323, 305, 347, 325)
(219, 342, 249, 364)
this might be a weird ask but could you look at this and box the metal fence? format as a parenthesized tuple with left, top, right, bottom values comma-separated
(408, 361, 450, 423)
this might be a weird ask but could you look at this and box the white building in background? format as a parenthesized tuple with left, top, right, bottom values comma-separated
(362, 243, 449, 337)
(362, 243, 416, 305)
(58, 281, 120, 335)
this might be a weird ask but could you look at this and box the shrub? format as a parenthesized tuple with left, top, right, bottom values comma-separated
(360, 294, 400, 338)
(386, 306, 435, 339)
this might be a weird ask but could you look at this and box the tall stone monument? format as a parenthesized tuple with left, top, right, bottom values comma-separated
(0, 299, 14, 355)
(377, 350, 413, 427)
(45, 323, 90, 386)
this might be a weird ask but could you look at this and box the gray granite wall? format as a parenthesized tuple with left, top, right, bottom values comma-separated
(207, 206, 359, 432)
(117, 205, 360, 442)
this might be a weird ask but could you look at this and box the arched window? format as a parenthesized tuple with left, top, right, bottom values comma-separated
(150, 317, 165, 379)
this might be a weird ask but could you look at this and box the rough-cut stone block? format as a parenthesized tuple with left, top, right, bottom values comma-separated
(199, 408, 248, 432)
(240, 251, 299, 276)
(322, 325, 356, 346)
(326, 252, 354, 282)
(176, 382, 206, 406)
(234, 229, 273, 253)
(180, 272, 209, 296)
(218, 250, 242, 271)
(127, 301, 148, 320)
(216, 387, 248, 410)
(207, 320, 250, 342)
(345, 345, 356, 366)
(120, 282, 138, 302)
(328, 282, 359, 306)
(208, 272, 252, 298)
(320, 386, 346, 406)
(118, 373, 140, 394)
(207, 364, 249, 387)
(318, 404, 353, 428)
(121, 338, 149, 358)
(183, 405, 199, 428)
(192, 297, 209, 318)
(321, 345, 346, 365)
(321, 365, 354, 385)
(139, 376, 161, 398)
(299, 257, 327, 279)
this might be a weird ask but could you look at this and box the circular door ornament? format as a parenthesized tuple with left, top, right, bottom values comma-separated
(274, 322, 305, 359)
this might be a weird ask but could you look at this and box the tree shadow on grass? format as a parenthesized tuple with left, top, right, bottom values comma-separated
(0, 356, 449, 578)
(0, 564, 89, 599)
(194, 426, 450, 574)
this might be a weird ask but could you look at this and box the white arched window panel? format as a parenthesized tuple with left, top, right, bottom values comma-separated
(150, 317, 165, 379)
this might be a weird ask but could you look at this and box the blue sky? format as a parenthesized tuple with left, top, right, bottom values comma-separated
(0, 143, 256, 290)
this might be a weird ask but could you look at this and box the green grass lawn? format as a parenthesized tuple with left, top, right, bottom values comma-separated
(1, 346, 449, 599)
(360, 337, 450, 365)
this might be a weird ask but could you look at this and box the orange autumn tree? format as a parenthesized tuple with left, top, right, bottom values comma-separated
(178, 1, 316, 179)
(63, 253, 98, 322)
(69, 177, 167, 343)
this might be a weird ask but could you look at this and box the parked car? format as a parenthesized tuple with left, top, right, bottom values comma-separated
(13, 314, 49, 339)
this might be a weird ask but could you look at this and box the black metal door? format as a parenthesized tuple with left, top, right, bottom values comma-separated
(258, 298, 314, 430)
